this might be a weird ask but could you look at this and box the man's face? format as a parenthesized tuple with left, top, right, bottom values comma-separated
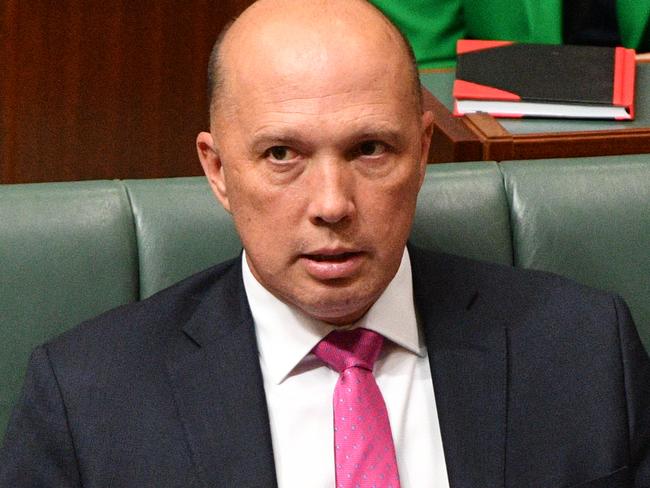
(198, 22, 433, 325)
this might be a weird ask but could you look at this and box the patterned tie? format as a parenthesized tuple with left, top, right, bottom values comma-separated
(313, 328, 400, 488)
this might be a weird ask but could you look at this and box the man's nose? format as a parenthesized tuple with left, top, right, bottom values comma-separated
(307, 160, 356, 225)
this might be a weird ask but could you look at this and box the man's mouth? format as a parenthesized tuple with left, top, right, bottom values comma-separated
(301, 250, 365, 280)
(308, 252, 360, 262)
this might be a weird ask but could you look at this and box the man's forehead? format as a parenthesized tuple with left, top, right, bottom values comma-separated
(240, 61, 402, 106)
(229, 28, 405, 97)
(225, 65, 414, 141)
(227, 18, 398, 76)
(210, 0, 420, 129)
(226, 85, 413, 152)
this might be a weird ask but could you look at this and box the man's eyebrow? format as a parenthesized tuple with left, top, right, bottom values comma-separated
(249, 125, 407, 152)
(346, 127, 404, 145)
(249, 129, 307, 151)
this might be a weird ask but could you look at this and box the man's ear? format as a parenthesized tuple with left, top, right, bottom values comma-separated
(417, 110, 435, 185)
(196, 131, 231, 213)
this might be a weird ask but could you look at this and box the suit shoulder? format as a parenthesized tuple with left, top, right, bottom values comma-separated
(412, 245, 608, 293)
(43, 257, 241, 358)
(409, 247, 634, 368)
(411, 246, 620, 330)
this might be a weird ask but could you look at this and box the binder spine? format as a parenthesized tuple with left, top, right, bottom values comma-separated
(613, 47, 636, 119)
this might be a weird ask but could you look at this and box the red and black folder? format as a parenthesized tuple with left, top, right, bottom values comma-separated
(453, 40, 636, 120)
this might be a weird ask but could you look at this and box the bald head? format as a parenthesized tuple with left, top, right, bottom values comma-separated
(207, 0, 421, 127)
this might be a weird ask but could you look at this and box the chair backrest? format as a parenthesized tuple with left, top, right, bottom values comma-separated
(2, 155, 649, 436)
(500, 156, 650, 350)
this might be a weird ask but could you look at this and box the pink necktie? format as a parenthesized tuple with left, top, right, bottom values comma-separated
(313, 328, 400, 488)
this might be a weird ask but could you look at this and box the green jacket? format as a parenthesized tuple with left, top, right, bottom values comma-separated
(371, 0, 650, 69)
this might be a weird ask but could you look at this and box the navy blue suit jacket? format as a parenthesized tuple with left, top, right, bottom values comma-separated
(2, 247, 649, 487)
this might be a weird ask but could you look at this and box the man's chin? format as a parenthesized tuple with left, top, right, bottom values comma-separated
(295, 292, 377, 326)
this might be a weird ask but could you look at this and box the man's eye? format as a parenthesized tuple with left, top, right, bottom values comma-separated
(266, 146, 298, 162)
(358, 141, 387, 157)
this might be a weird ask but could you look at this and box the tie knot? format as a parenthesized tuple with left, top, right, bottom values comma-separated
(313, 328, 384, 373)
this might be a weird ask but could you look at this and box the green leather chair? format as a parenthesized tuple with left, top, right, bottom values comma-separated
(2, 155, 649, 437)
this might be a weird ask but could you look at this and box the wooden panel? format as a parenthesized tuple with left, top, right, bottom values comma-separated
(1, 0, 254, 184)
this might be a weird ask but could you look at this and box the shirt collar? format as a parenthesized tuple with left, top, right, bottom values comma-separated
(242, 248, 422, 385)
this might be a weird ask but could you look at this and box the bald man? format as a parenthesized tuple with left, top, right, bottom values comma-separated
(1, 1, 649, 487)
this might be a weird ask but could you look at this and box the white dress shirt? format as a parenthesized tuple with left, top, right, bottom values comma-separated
(242, 248, 449, 488)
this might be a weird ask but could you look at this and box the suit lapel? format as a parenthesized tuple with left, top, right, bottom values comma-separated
(165, 261, 278, 488)
(411, 247, 508, 488)
(163, 247, 509, 487)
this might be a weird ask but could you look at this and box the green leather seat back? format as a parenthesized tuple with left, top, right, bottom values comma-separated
(3, 158, 649, 438)
(124, 178, 241, 298)
(0, 181, 139, 433)
(413, 162, 513, 265)
(131, 164, 513, 298)
(501, 155, 650, 349)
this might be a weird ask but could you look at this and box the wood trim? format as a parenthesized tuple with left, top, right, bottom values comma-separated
(462, 114, 513, 161)
(458, 115, 650, 161)
(422, 86, 482, 163)
(506, 127, 650, 160)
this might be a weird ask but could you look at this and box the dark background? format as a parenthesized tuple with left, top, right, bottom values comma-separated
(1, 0, 255, 184)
